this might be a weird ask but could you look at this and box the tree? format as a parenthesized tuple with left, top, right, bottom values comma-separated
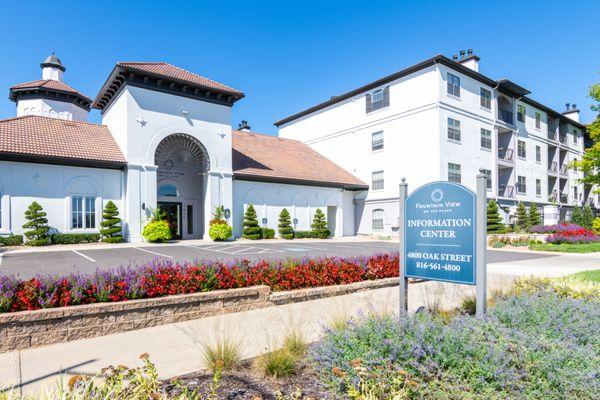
(515, 202, 529, 231)
(311, 208, 330, 239)
(582, 205, 595, 230)
(22, 201, 50, 246)
(571, 205, 583, 226)
(243, 204, 261, 240)
(528, 204, 542, 228)
(278, 208, 294, 239)
(100, 201, 122, 243)
(486, 200, 506, 233)
(573, 82, 600, 188)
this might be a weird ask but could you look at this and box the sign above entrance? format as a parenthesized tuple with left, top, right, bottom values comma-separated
(403, 181, 476, 285)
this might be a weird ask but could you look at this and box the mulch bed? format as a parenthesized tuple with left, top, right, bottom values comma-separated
(165, 359, 333, 400)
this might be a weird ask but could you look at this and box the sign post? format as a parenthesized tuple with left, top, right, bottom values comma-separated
(399, 169, 487, 316)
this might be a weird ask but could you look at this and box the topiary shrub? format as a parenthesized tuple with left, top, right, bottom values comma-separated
(311, 208, 330, 239)
(243, 204, 261, 240)
(487, 200, 506, 233)
(528, 204, 542, 228)
(100, 201, 122, 243)
(142, 220, 171, 243)
(22, 201, 50, 246)
(515, 201, 529, 231)
(0, 235, 23, 246)
(51, 233, 100, 244)
(209, 223, 232, 241)
(261, 227, 275, 239)
(278, 208, 294, 239)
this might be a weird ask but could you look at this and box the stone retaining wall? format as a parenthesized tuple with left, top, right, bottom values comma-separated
(0, 278, 399, 352)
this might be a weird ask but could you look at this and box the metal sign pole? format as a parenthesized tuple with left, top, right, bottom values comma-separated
(399, 178, 408, 314)
(475, 169, 488, 317)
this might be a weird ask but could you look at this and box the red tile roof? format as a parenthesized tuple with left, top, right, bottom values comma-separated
(9, 79, 91, 102)
(232, 130, 367, 190)
(117, 62, 243, 96)
(0, 116, 126, 168)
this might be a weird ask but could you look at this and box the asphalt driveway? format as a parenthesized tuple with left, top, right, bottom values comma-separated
(0, 240, 560, 278)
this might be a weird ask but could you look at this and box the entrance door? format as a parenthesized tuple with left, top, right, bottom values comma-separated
(158, 202, 182, 240)
(327, 206, 337, 236)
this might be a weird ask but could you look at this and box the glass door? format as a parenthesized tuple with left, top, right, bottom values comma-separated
(158, 202, 182, 240)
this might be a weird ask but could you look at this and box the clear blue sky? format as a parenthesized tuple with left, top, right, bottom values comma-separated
(1, 0, 598, 134)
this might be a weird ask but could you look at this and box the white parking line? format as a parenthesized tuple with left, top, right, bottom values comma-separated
(72, 250, 96, 262)
(135, 247, 173, 259)
(230, 246, 255, 254)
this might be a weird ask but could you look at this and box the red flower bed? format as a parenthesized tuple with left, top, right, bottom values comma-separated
(0, 254, 400, 313)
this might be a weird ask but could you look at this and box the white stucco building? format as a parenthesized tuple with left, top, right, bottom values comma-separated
(0, 55, 367, 242)
(276, 50, 592, 235)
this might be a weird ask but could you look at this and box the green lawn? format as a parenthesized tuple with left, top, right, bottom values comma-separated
(568, 269, 600, 283)
(529, 242, 600, 253)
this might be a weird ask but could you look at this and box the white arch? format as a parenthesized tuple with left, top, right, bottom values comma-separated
(145, 125, 213, 168)
(243, 188, 265, 207)
(291, 191, 308, 206)
(324, 194, 339, 207)
(63, 176, 98, 196)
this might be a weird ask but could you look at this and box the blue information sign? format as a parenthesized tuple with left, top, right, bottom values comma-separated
(404, 181, 476, 285)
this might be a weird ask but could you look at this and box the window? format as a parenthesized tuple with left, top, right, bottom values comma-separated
(448, 163, 461, 183)
(366, 86, 389, 113)
(517, 176, 526, 194)
(158, 184, 178, 197)
(372, 170, 384, 190)
(447, 118, 461, 141)
(573, 158, 578, 172)
(535, 145, 541, 163)
(447, 73, 460, 97)
(517, 140, 526, 159)
(187, 205, 194, 235)
(371, 131, 384, 151)
(574, 186, 578, 200)
(480, 88, 491, 109)
(574, 129, 578, 144)
(480, 128, 492, 149)
(72, 196, 96, 229)
(372, 209, 384, 230)
(535, 112, 541, 129)
(517, 105, 526, 123)
(483, 169, 492, 190)
(536, 179, 541, 196)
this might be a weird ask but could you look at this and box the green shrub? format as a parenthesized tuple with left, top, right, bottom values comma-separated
(294, 230, 315, 239)
(142, 220, 171, 243)
(100, 201, 122, 243)
(311, 208, 330, 239)
(261, 227, 275, 239)
(582, 205, 595, 230)
(594, 217, 600, 234)
(515, 201, 529, 230)
(571, 205, 583, 226)
(486, 200, 506, 233)
(22, 201, 50, 246)
(0, 235, 23, 246)
(258, 348, 297, 378)
(243, 204, 261, 240)
(278, 208, 294, 239)
(51, 233, 100, 244)
(208, 223, 232, 241)
(528, 204, 541, 227)
(491, 241, 506, 248)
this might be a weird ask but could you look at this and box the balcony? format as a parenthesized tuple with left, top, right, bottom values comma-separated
(548, 191, 558, 202)
(498, 184, 515, 198)
(498, 147, 514, 162)
(560, 193, 569, 203)
(559, 133, 568, 144)
(559, 164, 568, 176)
(498, 109, 514, 125)
(548, 161, 558, 173)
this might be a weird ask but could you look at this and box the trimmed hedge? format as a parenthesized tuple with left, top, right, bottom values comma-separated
(50, 233, 100, 245)
(261, 227, 275, 239)
(295, 230, 316, 239)
(0, 235, 23, 246)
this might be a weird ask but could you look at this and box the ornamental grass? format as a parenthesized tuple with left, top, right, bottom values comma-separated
(0, 254, 398, 313)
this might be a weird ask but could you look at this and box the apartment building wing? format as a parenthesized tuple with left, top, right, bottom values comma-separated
(276, 51, 590, 235)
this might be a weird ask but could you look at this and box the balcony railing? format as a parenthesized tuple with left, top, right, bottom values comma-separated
(560, 193, 569, 203)
(498, 109, 514, 125)
(548, 161, 557, 173)
(547, 129, 557, 141)
(498, 147, 514, 162)
(548, 191, 558, 202)
(559, 134, 568, 144)
(498, 184, 515, 198)
(559, 164, 568, 175)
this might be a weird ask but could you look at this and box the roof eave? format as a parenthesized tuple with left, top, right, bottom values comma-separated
(233, 172, 368, 191)
(0, 152, 127, 170)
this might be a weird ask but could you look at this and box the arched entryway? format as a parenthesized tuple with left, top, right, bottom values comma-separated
(155, 133, 210, 239)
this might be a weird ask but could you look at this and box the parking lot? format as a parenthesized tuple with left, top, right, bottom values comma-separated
(0, 240, 557, 278)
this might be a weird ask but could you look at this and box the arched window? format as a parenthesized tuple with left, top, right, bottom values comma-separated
(158, 184, 178, 197)
(372, 209, 384, 230)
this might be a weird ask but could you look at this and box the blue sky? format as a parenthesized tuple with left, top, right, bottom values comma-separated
(0, 0, 598, 134)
